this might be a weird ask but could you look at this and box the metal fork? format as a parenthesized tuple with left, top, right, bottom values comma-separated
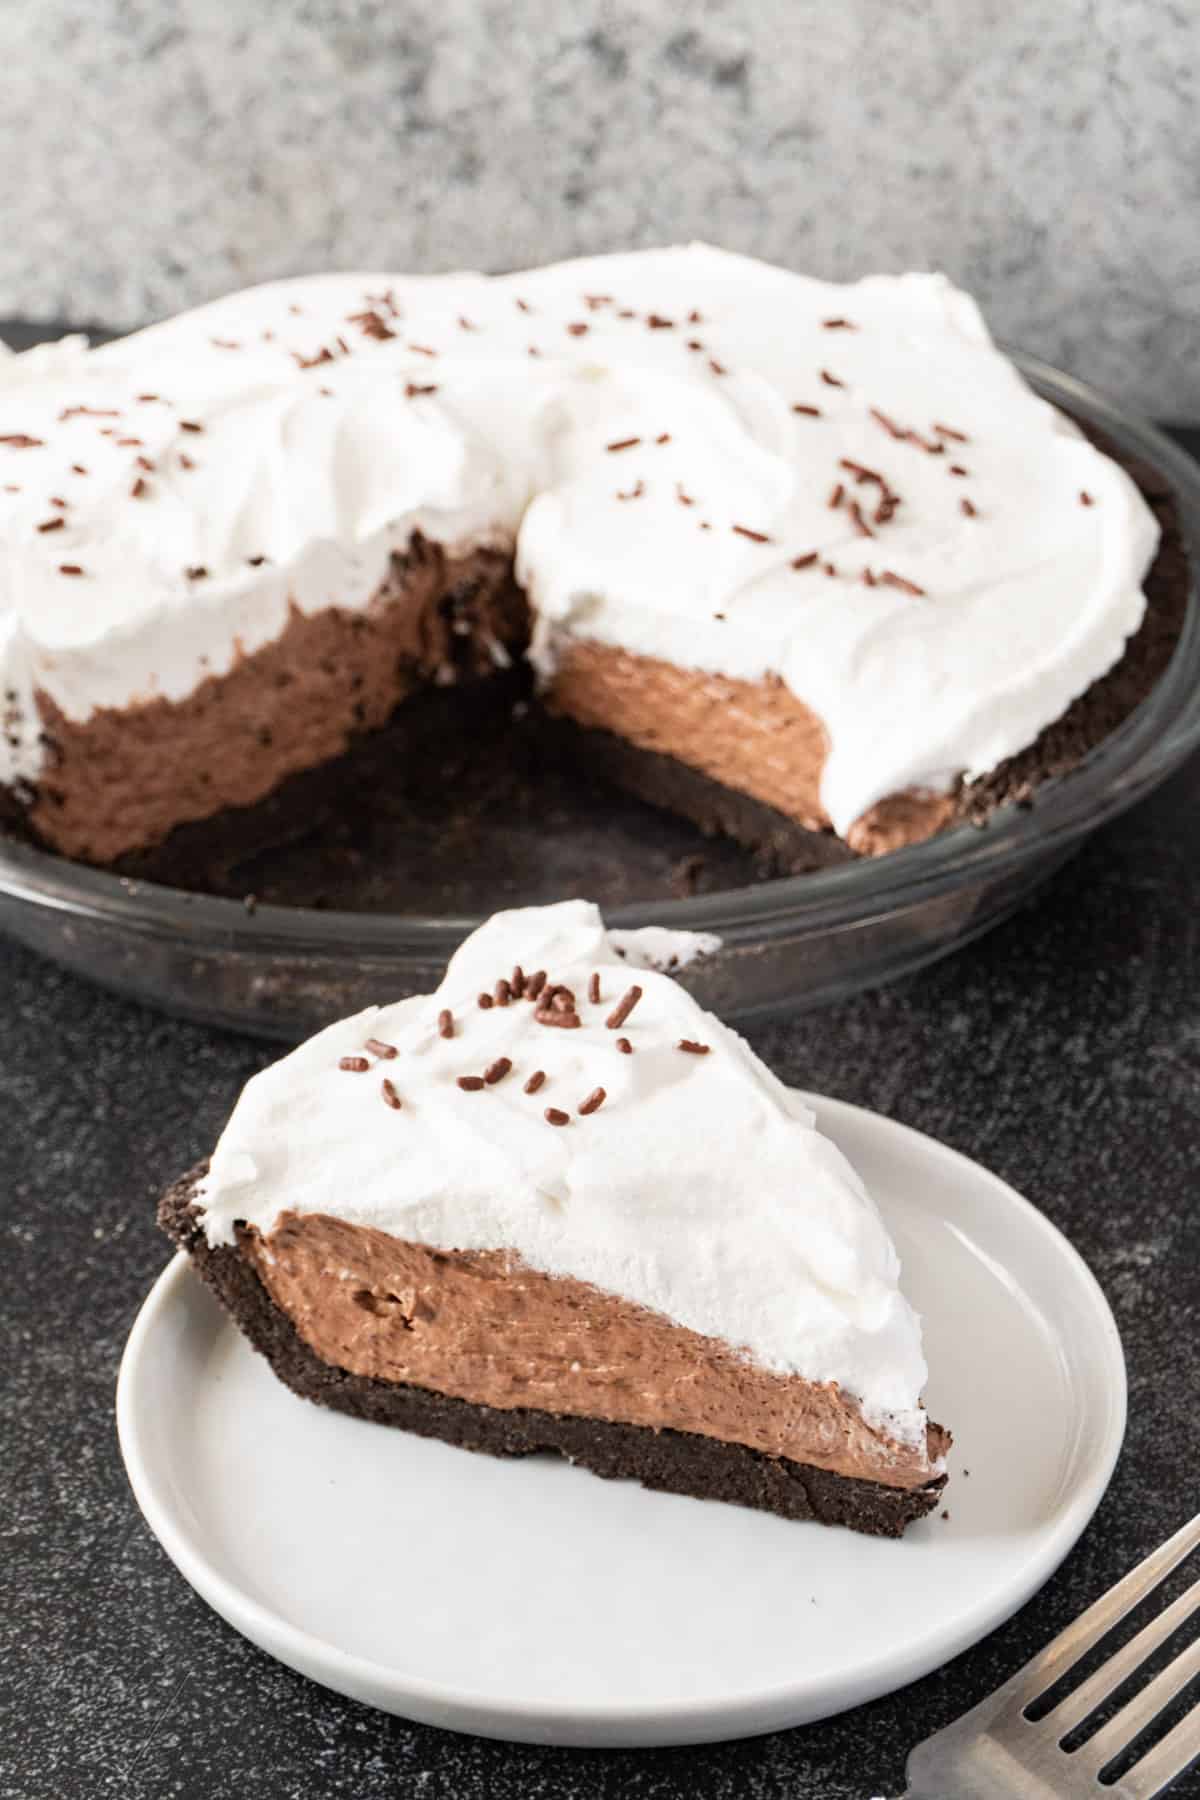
(902, 1513, 1200, 1797)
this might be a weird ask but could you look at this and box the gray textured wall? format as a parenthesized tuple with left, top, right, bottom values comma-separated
(3, 0, 1198, 416)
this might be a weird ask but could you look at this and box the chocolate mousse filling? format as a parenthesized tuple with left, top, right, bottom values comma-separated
(542, 641, 958, 861)
(23, 538, 526, 866)
(159, 1169, 949, 1537)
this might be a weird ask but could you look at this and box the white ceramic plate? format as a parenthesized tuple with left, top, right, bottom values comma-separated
(117, 1096, 1126, 1748)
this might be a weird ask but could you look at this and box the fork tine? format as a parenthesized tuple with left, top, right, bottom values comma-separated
(1079, 1633, 1200, 1776)
(1046, 1572, 1200, 1735)
(1122, 1688, 1200, 1798)
(1004, 1512, 1200, 1710)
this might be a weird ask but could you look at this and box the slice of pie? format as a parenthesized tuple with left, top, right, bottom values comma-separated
(160, 899, 950, 1535)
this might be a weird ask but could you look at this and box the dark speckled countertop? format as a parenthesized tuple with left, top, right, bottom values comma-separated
(3, 402, 1200, 1799)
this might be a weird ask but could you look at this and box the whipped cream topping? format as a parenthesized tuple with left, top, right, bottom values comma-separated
(197, 899, 931, 1448)
(0, 246, 1159, 833)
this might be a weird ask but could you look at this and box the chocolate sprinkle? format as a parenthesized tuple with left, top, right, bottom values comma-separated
(0, 434, 44, 447)
(820, 369, 845, 388)
(130, 478, 148, 499)
(535, 1009, 581, 1029)
(524, 1070, 546, 1094)
(380, 1078, 403, 1110)
(477, 992, 494, 1010)
(578, 1087, 606, 1116)
(961, 497, 977, 518)
(484, 1057, 513, 1085)
(588, 972, 601, 1005)
(655, 432, 671, 445)
(494, 978, 512, 1007)
(678, 1040, 710, 1055)
(58, 564, 84, 576)
(179, 420, 204, 433)
(339, 1055, 369, 1072)
(544, 1107, 570, 1127)
(1081, 490, 1094, 506)
(405, 381, 439, 398)
(606, 985, 643, 1029)
(437, 1008, 454, 1039)
(870, 407, 906, 439)
(186, 566, 208, 581)
(948, 464, 969, 477)
(881, 570, 926, 597)
(829, 482, 845, 510)
(365, 1037, 397, 1060)
(616, 1037, 633, 1054)
(822, 318, 856, 330)
(708, 358, 727, 376)
(606, 437, 641, 452)
(792, 552, 819, 570)
(36, 517, 65, 533)
(792, 403, 821, 417)
(934, 423, 968, 443)
(732, 524, 772, 543)
(646, 314, 674, 330)
(566, 323, 589, 337)
(525, 970, 547, 1001)
(510, 966, 526, 998)
(848, 499, 874, 538)
(457, 1075, 485, 1092)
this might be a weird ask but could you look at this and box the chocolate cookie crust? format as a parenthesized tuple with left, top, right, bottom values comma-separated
(158, 1170, 947, 1538)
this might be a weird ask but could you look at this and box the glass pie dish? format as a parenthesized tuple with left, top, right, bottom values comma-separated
(1, 355, 1197, 1041)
